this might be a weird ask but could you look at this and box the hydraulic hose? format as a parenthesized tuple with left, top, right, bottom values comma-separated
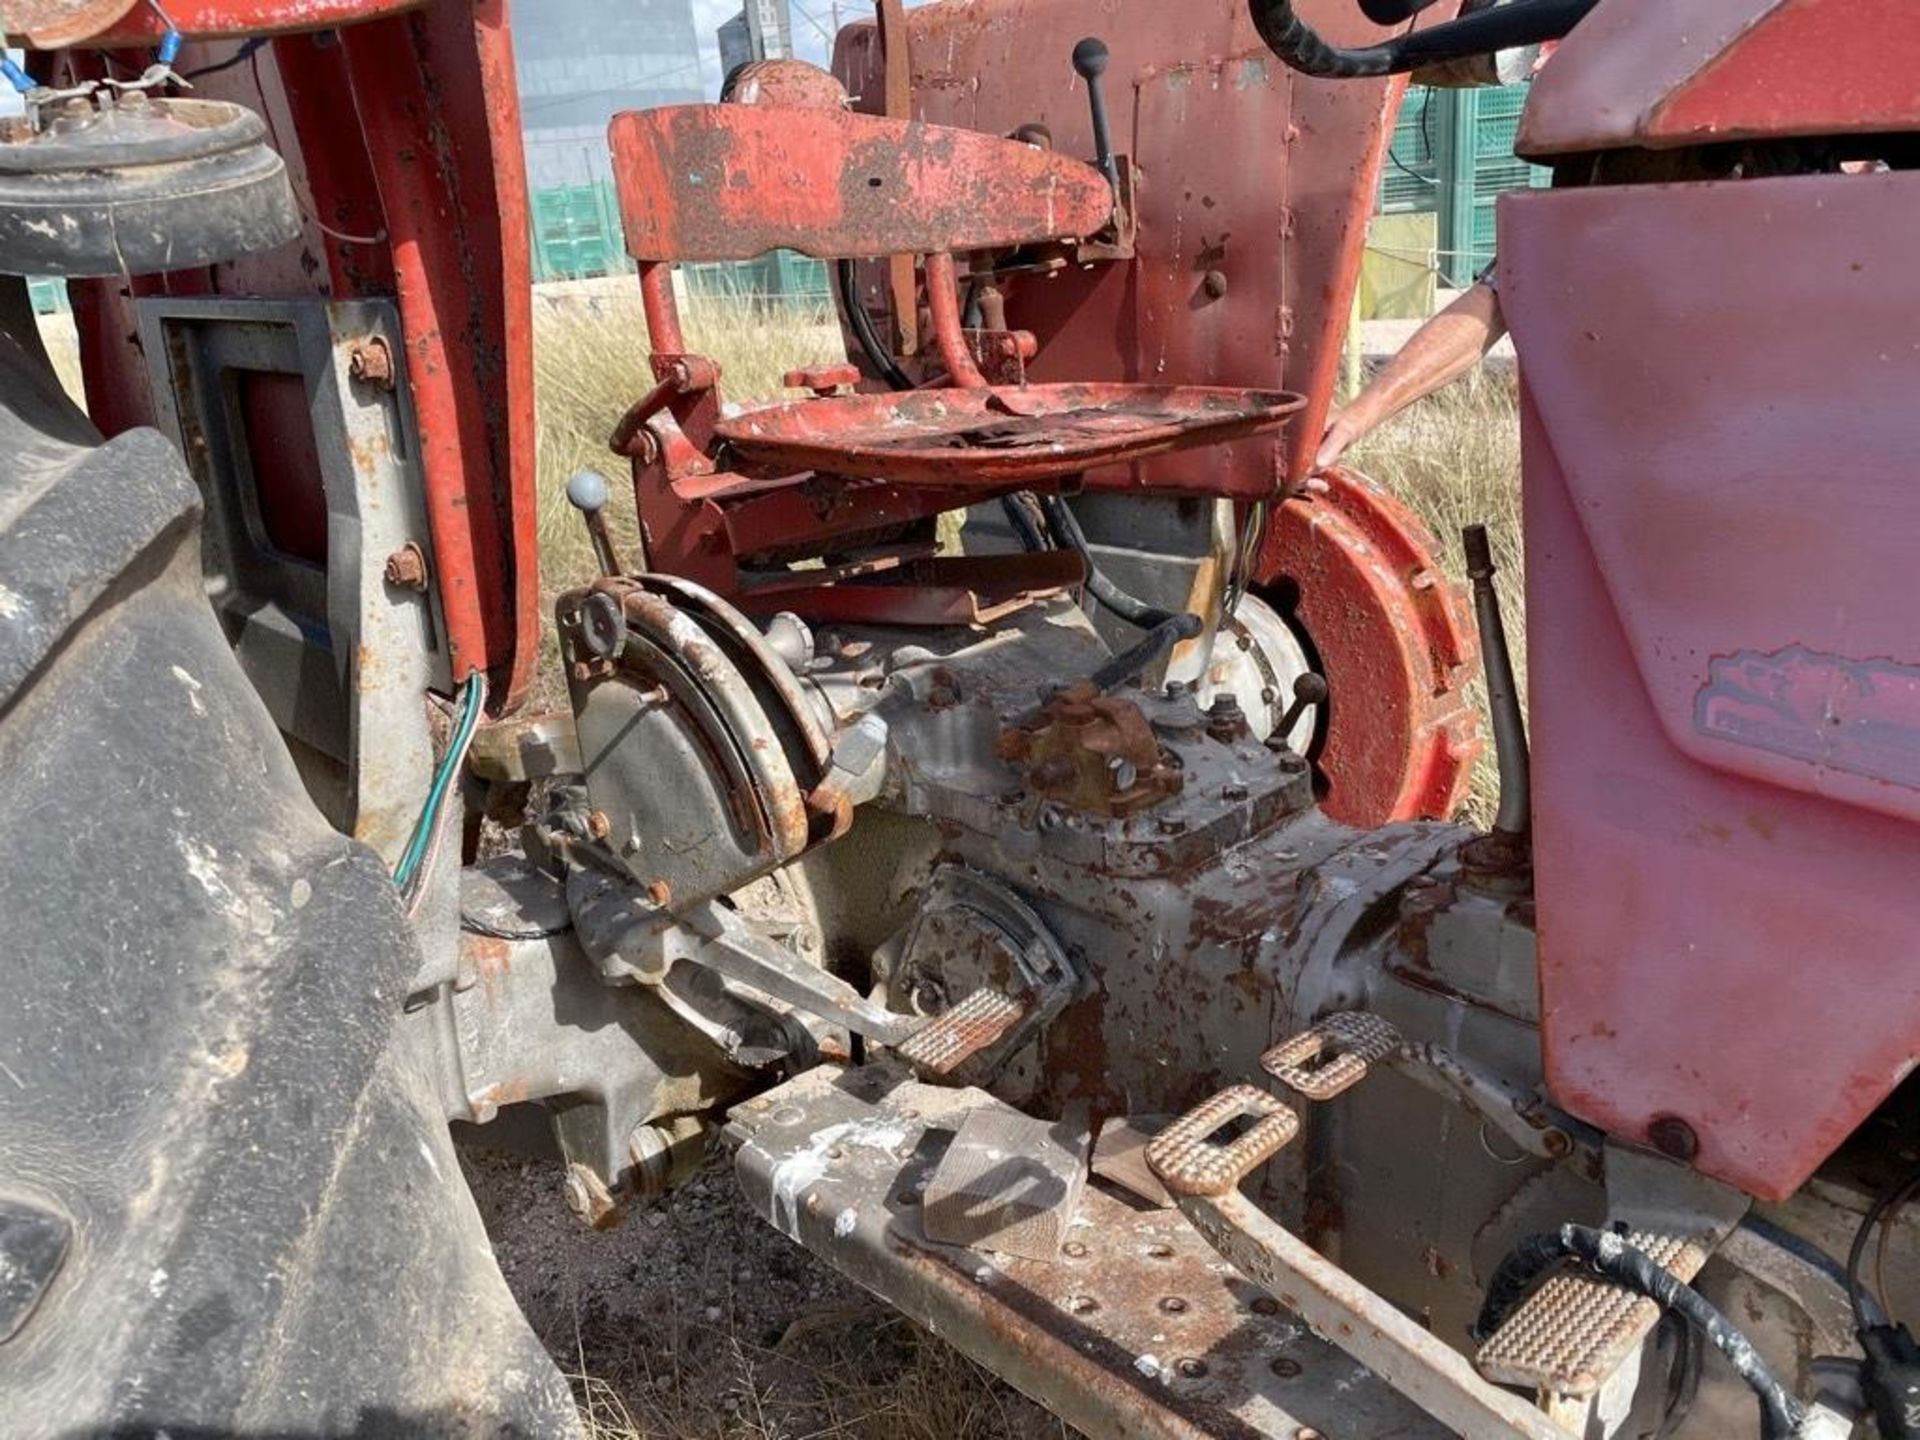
(1478, 1224, 1807, 1440)
(1089, 611, 1204, 693)
(1039, 494, 1194, 632)
(835, 258, 914, 392)
(1247, 0, 1598, 78)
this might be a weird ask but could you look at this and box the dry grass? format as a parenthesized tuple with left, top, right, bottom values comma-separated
(1344, 369, 1525, 825)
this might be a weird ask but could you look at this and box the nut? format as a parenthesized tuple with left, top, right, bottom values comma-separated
(382, 542, 428, 591)
(348, 336, 395, 389)
(646, 878, 673, 907)
(586, 809, 612, 840)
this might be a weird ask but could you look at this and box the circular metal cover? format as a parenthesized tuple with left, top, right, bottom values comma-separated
(0, 92, 301, 277)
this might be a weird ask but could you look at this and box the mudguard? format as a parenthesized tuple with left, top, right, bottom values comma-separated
(0, 286, 579, 1437)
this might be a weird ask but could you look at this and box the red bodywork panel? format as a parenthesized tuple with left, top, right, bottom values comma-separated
(1502, 170, 1920, 1200)
(49, 0, 539, 710)
(610, 106, 1116, 262)
(1519, 0, 1920, 158)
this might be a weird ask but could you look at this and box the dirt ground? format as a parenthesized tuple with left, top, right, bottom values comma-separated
(465, 1148, 1077, 1440)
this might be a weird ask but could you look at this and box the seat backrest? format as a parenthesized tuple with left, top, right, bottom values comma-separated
(608, 104, 1115, 263)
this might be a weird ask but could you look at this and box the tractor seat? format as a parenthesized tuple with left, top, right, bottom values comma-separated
(716, 382, 1303, 487)
(608, 103, 1303, 489)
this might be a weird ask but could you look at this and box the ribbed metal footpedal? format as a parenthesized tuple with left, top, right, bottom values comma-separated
(1474, 1229, 1710, 1397)
(1145, 1084, 1301, 1198)
(894, 988, 1029, 1075)
(1261, 1011, 1401, 1101)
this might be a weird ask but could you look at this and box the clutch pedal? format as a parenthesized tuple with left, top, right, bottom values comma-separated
(1261, 1011, 1401, 1101)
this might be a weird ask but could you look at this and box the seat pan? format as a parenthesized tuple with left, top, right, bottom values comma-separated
(714, 383, 1305, 488)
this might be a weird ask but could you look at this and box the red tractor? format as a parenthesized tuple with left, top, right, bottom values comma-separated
(0, 1, 1914, 1437)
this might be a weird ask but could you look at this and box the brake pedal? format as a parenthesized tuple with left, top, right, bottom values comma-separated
(1262, 1011, 1400, 1101)
(1474, 1229, 1711, 1397)
(895, 987, 1029, 1075)
(1145, 1084, 1301, 1198)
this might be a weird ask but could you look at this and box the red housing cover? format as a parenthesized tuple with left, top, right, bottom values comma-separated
(1502, 170, 1920, 1200)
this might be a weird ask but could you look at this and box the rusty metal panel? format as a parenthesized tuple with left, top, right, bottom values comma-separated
(1501, 170, 1920, 1200)
(609, 105, 1115, 263)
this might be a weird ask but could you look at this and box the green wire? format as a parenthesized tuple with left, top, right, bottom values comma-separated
(393, 673, 486, 891)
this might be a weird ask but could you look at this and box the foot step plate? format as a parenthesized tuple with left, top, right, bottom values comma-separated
(1475, 1229, 1708, 1397)
(1261, 1011, 1401, 1101)
(894, 988, 1028, 1075)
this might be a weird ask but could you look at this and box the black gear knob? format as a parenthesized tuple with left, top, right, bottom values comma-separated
(1071, 36, 1109, 78)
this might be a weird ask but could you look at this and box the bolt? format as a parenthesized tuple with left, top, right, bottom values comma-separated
(383, 542, 428, 591)
(562, 1170, 591, 1216)
(1201, 269, 1228, 300)
(1222, 783, 1249, 802)
(1067, 1294, 1099, 1315)
(1176, 1357, 1208, 1379)
(1647, 1114, 1699, 1161)
(1062, 1241, 1089, 1259)
(1146, 1243, 1175, 1259)
(348, 335, 394, 389)
(1270, 1356, 1303, 1379)
(647, 878, 673, 907)
(587, 809, 612, 840)
(1250, 1296, 1281, 1316)
(1107, 755, 1138, 789)
(1158, 1295, 1189, 1315)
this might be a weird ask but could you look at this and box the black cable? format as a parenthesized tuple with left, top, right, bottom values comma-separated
(459, 910, 572, 942)
(999, 492, 1049, 553)
(835, 258, 914, 392)
(1247, 0, 1597, 79)
(1848, 1158, 1920, 1331)
(179, 36, 268, 80)
(1740, 1214, 1866, 1310)
(1478, 1224, 1806, 1440)
(1038, 494, 1193, 632)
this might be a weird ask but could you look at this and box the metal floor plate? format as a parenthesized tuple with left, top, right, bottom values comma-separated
(727, 1064, 1454, 1440)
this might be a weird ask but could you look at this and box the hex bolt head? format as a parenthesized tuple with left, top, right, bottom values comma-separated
(382, 542, 429, 591)
(1202, 269, 1228, 300)
(348, 336, 395, 389)
(1647, 1114, 1699, 1161)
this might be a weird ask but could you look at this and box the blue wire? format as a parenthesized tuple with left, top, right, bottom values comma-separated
(0, 57, 36, 95)
(393, 673, 487, 891)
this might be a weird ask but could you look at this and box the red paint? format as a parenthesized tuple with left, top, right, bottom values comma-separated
(341, 0, 540, 706)
(1264, 469, 1480, 826)
(28, 0, 422, 47)
(610, 105, 1114, 263)
(1518, 0, 1920, 158)
(1502, 170, 1920, 1199)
